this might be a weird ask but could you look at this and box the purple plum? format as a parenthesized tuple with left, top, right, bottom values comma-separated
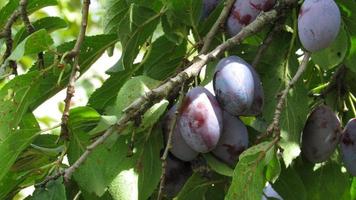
(213, 56, 264, 116)
(163, 105, 199, 161)
(201, 0, 221, 19)
(301, 105, 342, 163)
(298, 0, 341, 52)
(212, 111, 249, 166)
(227, 0, 275, 36)
(163, 154, 193, 198)
(340, 118, 356, 176)
(178, 87, 223, 153)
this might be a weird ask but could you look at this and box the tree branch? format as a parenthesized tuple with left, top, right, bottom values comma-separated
(257, 51, 311, 142)
(60, 0, 91, 140)
(19, 0, 45, 68)
(200, 0, 235, 54)
(0, 10, 20, 75)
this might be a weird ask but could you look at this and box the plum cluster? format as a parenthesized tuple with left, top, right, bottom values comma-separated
(301, 105, 356, 176)
(162, 55, 263, 197)
(160, 0, 344, 197)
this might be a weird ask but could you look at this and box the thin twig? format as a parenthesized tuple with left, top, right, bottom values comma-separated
(313, 65, 347, 98)
(157, 84, 186, 200)
(19, 0, 45, 68)
(35, 171, 64, 188)
(200, 0, 235, 54)
(60, 0, 90, 140)
(42, 0, 296, 183)
(1, 10, 21, 74)
(19, 0, 35, 33)
(257, 52, 311, 142)
(252, 20, 283, 67)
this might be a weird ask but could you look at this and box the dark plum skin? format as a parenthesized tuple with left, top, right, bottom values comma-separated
(298, 0, 341, 52)
(301, 105, 342, 163)
(178, 87, 223, 153)
(201, 0, 221, 20)
(212, 111, 248, 166)
(340, 118, 356, 176)
(163, 105, 199, 161)
(227, 0, 275, 36)
(213, 56, 264, 116)
(163, 154, 193, 198)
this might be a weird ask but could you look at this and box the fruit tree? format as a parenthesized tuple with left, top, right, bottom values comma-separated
(0, 0, 356, 199)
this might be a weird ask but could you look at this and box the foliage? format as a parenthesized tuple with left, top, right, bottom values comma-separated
(0, 0, 356, 200)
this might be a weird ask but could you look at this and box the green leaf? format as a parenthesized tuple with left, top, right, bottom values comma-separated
(29, 178, 67, 200)
(117, 4, 161, 70)
(68, 106, 101, 132)
(168, 0, 202, 28)
(272, 166, 307, 200)
(0, 114, 40, 184)
(0, 112, 41, 199)
(29, 34, 119, 110)
(103, 0, 129, 34)
(137, 128, 163, 200)
(311, 25, 349, 70)
(295, 162, 351, 200)
(337, 0, 356, 72)
(68, 107, 117, 196)
(8, 29, 54, 61)
(203, 153, 233, 177)
(88, 70, 133, 113)
(175, 173, 209, 200)
(0, 71, 40, 140)
(265, 151, 281, 183)
(225, 141, 275, 200)
(13, 17, 68, 48)
(68, 107, 163, 198)
(111, 75, 161, 117)
(351, 178, 356, 200)
(161, 14, 188, 44)
(88, 115, 118, 135)
(143, 36, 187, 80)
(109, 130, 163, 200)
(0, 0, 57, 28)
(107, 75, 167, 135)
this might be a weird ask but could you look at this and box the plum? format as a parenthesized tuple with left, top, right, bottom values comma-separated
(178, 87, 223, 153)
(227, 0, 275, 36)
(163, 154, 193, 198)
(201, 0, 221, 20)
(301, 105, 342, 163)
(298, 0, 341, 52)
(212, 111, 248, 166)
(213, 56, 264, 116)
(340, 118, 356, 176)
(163, 105, 199, 161)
